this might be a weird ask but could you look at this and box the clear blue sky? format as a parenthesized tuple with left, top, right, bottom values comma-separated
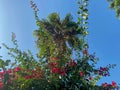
(0, 0, 120, 85)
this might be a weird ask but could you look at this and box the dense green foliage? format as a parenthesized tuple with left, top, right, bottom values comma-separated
(107, 0, 120, 17)
(0, 0, 119, 90)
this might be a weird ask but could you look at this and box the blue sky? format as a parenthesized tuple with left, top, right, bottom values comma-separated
(0, 0, 120, 85)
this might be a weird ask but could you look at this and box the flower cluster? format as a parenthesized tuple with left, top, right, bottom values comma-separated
(0, 69, 16, 89)
(98, 67, 110, 76)
(31, 67, 45, 79)
(102, 81, 117, 88)
(67, 60, 77, 67)
(51, 67, 66, 76)
(20, 67, 44, 80)
(49, 57, 59, 68)
(0, 72, 4, 90)
(49, 57, 66, 76)
(79, 71, 83, 76)
(49, 58, 84, 77)
(0, 66, 45, 89)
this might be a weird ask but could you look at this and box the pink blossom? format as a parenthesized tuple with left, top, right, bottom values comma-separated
(67, 60, 77, 67)
(24, 75, 31, 79)
(112, 81, 117, 87)
(52, 67, 60, 74)
(0, 72, 4, 76)
(14, 67, 21, 72)
(102, 82, 111, 87)
(79, 71, 83, 76)
(0, 83, 3, 90)
(89, 76, 92, 80)
(7, 69, 12, 74)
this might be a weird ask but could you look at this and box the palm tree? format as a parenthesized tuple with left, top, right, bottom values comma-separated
(34, 13, 84, 65)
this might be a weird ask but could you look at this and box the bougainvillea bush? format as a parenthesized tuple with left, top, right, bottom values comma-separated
(0, 0, 119, 90)
(0, 34, 117, 90)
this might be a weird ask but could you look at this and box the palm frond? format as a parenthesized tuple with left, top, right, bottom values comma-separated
(48, 13, 60, 25)
(61, 13, 73, 28)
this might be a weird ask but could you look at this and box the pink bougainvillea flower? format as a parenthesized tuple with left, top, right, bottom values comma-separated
(79, 71, 83, 76)
(52, 67, 60, 74)
(0, 72, 4, 76)
(31, 68, 45, 79)
(100, 67, 107, 71)
(24, 75, 31, 79)
(102, 82, 109, 87)
(102, 82, 112, 87)
(112, 81, 117, 87)
(0, 82, 3, 89)
(59, 68, 66, 76)
(14, 67, 21, 72)
(89, 76, 92, 80)
(0, 71, 4, 83)
(102, 81, 117, 88)
(60, 71, 66, 76)
(7, 69, 12, 74)
(67, 60, 77, 67)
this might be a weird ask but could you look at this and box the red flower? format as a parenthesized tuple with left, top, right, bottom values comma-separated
(0, 83, 2, 89)
(52, 67, 60, 74)
(102, 83, 110, 87)
(67, 60, 77, 67)
(79, 71, 83, 76)
(0, 72, 4, 76)
(112, 81, 117, 87)
(24, 75, 31, 79)
(59, 68, 66, 76)
(7, 69, 12, 74)
(102, 82, 112, 87)
(14, 67, 21, 72)
(89, 76, 92, 80)
(60, 71, 66, 76)
(100, 67, 107, 71)
(0, 71, 4, 82)
(31, 68, 45, 79)
(102, 81, 117, 87)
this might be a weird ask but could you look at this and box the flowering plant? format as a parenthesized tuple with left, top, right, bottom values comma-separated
(0, 0, 119, 90)
(0, 34, 118, 89)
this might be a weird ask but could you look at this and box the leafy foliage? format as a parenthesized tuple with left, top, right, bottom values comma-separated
(0, 0, 119, 90)
(107, 0, 120, 17)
